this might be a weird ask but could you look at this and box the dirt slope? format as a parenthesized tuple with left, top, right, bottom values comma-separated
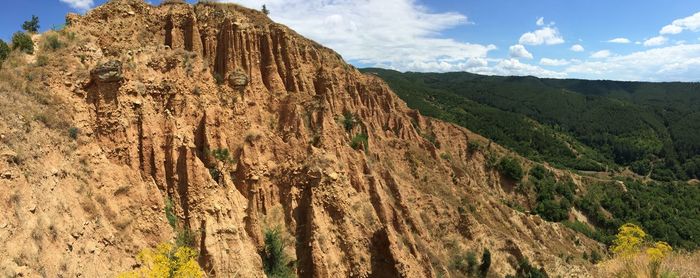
(0, 0, 603, 277)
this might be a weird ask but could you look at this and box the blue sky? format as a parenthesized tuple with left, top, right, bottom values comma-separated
(3, 0, 700, 81)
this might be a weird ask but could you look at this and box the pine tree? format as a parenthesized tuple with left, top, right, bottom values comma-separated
(262, 4, 270, 15)
(22, 15, 40, 33)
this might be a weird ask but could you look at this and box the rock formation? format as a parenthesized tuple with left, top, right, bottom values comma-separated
(0, 0, 603, 277)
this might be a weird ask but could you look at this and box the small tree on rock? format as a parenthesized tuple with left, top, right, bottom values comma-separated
(22, 15, 40, 33)
(262, 4, 270, 15)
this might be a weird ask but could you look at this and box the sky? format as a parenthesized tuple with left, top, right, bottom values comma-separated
(3, 0, 700, 81)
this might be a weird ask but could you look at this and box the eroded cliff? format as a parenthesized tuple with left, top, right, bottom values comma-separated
(0, 0, 603, 277)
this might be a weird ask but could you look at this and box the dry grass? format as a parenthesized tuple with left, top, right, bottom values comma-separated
(596, 251, 700, 278)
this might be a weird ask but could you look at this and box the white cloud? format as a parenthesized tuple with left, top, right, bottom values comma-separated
(469, 59, 566, 78)
(519, 26, 565, 45)
(536, 17, 545, 26)
(644, 36, 668, 47)
(659, 12, 700, 35)
(607, 37, 631, 44)
(570, 44, 585, 52)
(566, 44, 700, 81)
(540, 58, 570, 66)
(661, 25, 684, 35)
(591, 50, 612, 58)
(59, 0, 94, 11)
(227, 0, 496, 72)
(509, 44, 533, 59)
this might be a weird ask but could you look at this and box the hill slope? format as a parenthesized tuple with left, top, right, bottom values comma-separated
(362, 68, 700, 181)
(0, 0, 604, 277)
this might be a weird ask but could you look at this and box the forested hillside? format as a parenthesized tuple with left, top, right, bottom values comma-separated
(362, 68, 700, 181)
(361, 68, 700, 251)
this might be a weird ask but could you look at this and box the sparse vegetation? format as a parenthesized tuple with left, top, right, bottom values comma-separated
(0, 40, 9, 66)
(245, 130, 262, 143)
(467, 140, 484, 155)
(350, 133, 368, 151)
(211, 148, 235, 164)
(208, 167, 221, 182)
(42, 34, 63, 51)
(35, 55, 48, 67)
(12, 32, 34, 54)
(262, 4, 270, 15)
(599, 223, 676, 278)
(341, 111, 355, 132)
(165, 198, 178, 229)
(505, 258, 549, 278)
(117, 243, 204, 278)
(261, 228, 295, 278)
(68, 127, 79, 140)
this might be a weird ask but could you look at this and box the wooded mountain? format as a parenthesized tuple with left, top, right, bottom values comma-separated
(363, 68, 700, 182)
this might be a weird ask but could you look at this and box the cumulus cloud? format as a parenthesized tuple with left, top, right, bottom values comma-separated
(509, 44, 533, 59)
(566, 44, 700, 81)
(472, 59, 566, 78)
(536, 17, 545, 26)
(644, 36, 668, 47)
(607, 37, 631, 44)
(570, 44, 585, 52)
(227, 0, 496, 72)
(659, 12, 700, 35)
(540, 58, 570, 66)
(59, 0, 94, 11)
(519, 26, 565, 45)
(591, 50, 612, 58)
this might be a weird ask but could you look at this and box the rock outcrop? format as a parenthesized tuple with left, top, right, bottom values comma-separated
(0, 0, 603, 277)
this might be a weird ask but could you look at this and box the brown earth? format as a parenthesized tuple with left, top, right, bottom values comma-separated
(0, 0, 605, 277)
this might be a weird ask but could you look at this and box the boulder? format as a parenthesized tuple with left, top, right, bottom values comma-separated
(90, 60, 123, 83)
(228, 69, 249, 88)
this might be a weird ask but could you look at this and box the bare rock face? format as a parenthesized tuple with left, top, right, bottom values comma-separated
(0, 0, 604, 277)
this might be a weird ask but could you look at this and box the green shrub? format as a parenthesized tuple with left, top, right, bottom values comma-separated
(0, 40, 9, 64)
(350, 133, 368, 151)
(68, 127, 79, 140)
(479, 249, 491, 277)
(165, 198, 178, 229)
(450, 250, 477, 276)
(176, 227, 196, 248)
(341, 111, 355, 132)
(211, 148, 235, 164)
(12, 32, 34, 54)
(261, 229, 295, 278)
(529, 164, 548, 180)
(208, 168, 221, 182)
(35, 55, 48, 66)
(43, 34, 63, 51)
(497, 156, 524, 181)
